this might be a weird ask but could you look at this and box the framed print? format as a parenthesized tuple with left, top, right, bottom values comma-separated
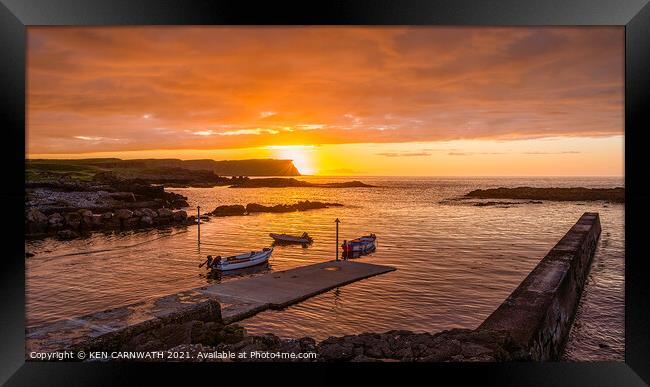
(1, 0, 649, 385)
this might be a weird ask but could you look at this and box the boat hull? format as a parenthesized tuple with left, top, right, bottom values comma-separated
(210, 248, 273, 271)
(342, 235, 377, 255)
(269, 233, 312, 244)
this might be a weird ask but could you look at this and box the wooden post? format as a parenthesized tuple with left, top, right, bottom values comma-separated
(335, 218, 340, 261)
(197, 206, 201, 245)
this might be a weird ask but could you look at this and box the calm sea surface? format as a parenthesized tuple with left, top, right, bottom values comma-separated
(25, 176, 624, 361)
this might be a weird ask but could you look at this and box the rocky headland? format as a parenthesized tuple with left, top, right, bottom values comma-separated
(465, 187, 624, 203)
(229, 177, 375, 189)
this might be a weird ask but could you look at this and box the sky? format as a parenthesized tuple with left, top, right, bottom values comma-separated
(27, 27, 624, 176)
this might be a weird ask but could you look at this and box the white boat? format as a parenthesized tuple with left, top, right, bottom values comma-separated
(269, 232, 313, 244)
(205, 247, 273, 271)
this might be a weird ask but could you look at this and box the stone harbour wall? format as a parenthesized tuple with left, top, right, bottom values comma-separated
(479, 212, 602, 360)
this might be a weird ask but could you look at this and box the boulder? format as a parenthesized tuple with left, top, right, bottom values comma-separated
(26, 208, 48, 233)
(157, 208, 173, 217)
(141, 208, 158, 218)
(218, 324, 246, 344)
(78, 209, 93, 228)
(140, 216, 153, 226)
(48, 213, 64, 229)
(101, 212, 114, 220)
(115, 209, 133, 219)
(172, 210, 188, 222)
(133, 209, 143, 217)
(64, 212, 82, 229)
(171, 199, 190, 208)
(78, 209, 93, 218)
(91, 214, 103, 228)
(26, 208, 48, 224)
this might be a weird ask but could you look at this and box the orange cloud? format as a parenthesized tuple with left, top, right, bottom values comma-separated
(27, 26, 623, 155)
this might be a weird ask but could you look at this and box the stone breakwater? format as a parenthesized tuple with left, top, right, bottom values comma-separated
(479, 211, 602, 360)
(27, 213, 601, 362)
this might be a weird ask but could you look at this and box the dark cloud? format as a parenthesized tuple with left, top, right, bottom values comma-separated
(27, 27, 623, 154)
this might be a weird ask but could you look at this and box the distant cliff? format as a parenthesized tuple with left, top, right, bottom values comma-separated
(27, 158, 301, 177)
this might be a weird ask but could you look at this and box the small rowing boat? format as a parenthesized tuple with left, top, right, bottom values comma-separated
(269, 232, 313, 244)
(342, 233, 377, 255)
(202, 247, 273, 271)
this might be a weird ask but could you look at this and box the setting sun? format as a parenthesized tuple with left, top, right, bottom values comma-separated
(267, 145, 317, 175)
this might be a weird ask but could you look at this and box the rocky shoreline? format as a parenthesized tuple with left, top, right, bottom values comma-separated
(26, 206, 192, 241)
(25, 176, 194, 241)
(169, 326, 527, 362)
(25, 176, 344, 242)
(70, 320, 526, 362)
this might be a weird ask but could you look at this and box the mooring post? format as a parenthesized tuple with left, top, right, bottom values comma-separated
(335, 218, 340, 261)
(197, 206, 201, 244)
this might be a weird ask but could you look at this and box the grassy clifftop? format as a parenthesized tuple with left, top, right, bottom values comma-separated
(26, 158, 301, 183)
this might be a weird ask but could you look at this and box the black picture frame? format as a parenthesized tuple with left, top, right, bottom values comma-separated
(1, 0, 649, 385)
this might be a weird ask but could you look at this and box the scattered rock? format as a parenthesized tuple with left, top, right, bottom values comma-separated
(210, 205, 246, 217)
(218, 324, 246, 344)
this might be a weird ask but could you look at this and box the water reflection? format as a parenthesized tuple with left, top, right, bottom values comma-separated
(25, 176, 624, 360)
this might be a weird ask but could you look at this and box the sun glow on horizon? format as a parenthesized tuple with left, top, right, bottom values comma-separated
(267, 145, 318, 175)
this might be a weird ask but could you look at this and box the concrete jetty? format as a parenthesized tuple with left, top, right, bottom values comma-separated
(26, 260, 395, 353)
